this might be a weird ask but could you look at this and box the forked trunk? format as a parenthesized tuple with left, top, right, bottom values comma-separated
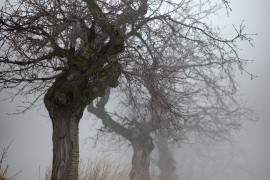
(130, 138, 154, 180)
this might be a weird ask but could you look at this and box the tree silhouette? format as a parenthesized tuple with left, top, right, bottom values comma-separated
(0, 0, 254, 179)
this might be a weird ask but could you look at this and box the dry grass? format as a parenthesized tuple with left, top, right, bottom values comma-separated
(0, 142, 10, 180)
(0, 174, 5, 180)
(0, 172, 6, 180)
(0, 167, 8, 180)
(79, 155, 129, 180)
(0, 141, 21, 180)
(45, 155, 129, 180)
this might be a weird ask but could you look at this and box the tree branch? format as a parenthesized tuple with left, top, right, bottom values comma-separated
(87, 88, 132, 141)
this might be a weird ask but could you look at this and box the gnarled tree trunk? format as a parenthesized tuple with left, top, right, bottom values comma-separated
(44, 61, 122, 179)
(50, 106, 83, 179)
(130, 136, 154, 180)
(44, 72, 89, 180)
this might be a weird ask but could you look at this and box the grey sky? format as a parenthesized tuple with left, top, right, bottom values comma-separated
(0, 0, 269, 179)
(225, 1, 270, 179)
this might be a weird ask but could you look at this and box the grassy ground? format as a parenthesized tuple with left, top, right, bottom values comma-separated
(1, 144, 156, 180)
(44, 155, 130, 180)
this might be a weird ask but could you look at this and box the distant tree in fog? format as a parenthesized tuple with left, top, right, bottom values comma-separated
(0, 0, 255, 179)
(87, 1, 256, 179)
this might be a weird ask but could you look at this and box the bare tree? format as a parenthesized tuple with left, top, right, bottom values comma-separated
(88, 1, 256, 179)
(88, 65, 254, 180)
(88, 88, 155, 180)
(1, 0, 125, 179)
(0, 0, 254, 179)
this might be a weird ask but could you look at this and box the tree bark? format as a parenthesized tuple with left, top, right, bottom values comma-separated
(43, 71, 86, 180)
(50, 106, 83, 180)
(44, 61, 122, 179)
(157, 134, 179, 180)
(130, 136, 154, 180)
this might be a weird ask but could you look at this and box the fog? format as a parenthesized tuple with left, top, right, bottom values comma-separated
(1, 0, 270, 179)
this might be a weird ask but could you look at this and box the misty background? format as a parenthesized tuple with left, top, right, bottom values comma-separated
(0, 0, 269, 179)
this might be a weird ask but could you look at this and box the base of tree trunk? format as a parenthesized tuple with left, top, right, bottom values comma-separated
(130, 138, 154, 180)
(50, 110, 81, 180)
